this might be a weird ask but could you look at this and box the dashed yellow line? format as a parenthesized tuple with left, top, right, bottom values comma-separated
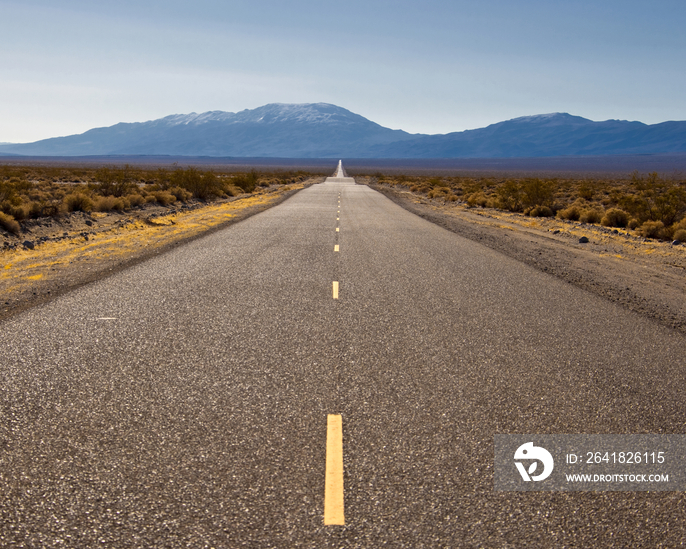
(334, 245, 339, 252)
(332, 281, 339, 299)
(324, 414, 344, 525)
(336, 228, 339, 232)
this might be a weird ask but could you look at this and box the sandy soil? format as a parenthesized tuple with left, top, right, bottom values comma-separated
(0, 179, 322, 321)
(367, 180, 686, 335)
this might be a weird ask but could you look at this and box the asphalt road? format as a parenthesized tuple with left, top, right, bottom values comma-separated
(1, 176, 686, 547)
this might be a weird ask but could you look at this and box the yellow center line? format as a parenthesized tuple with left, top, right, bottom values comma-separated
(332, 281, 339, 299)
(324, 414, 344, 525)
(334, 245, 339, 252)
(336, 228, 339, 232)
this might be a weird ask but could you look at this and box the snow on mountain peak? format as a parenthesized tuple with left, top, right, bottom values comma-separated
(161, 111, 235, 126)
(241, 103, 356, 124)
(509, 113, 590, 124)
(157, 103, 356, 127)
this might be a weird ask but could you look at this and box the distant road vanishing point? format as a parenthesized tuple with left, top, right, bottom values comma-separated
(0, 161, 685, 546)
(326, 159, 355, 183)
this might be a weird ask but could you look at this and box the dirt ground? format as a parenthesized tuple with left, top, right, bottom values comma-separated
(366, 179, 686, 335)
(0, 179, 321, 321)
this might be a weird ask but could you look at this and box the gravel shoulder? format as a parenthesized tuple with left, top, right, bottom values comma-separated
(0, 179, 321, 321)
(368, 180, 686, 334)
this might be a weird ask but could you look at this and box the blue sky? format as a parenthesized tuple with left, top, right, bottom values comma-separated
(2, 0, 685, 142)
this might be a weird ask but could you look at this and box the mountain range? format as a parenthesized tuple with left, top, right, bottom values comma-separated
(1, 103, 685, 158)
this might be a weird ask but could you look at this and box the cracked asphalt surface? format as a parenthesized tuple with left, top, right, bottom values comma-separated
(1, 178, 686, 547)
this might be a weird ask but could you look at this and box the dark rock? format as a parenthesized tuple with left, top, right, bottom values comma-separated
(85, 220, 93, 226)
(22, 240, 35, 250)
(673, 240, 681, 246)
(579, 236, 589, 243)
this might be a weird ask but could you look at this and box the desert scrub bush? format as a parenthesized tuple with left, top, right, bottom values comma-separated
(577, 181, 595, 200)
(0, 178, 30, 205)
(277, 171, 309, 185)
(557, 204, 582, 221)
(63, 192, 94, 213)
(466, 192, 488, 208)
(0, 202, 26, 221)
(528, 205, 554, 217)
(579, 208, 603, 224)
(0, 211, 20, 234)
(126, 193, 145, 207)
(224, 185, 243, 197)
(93, 196, 114, 212)
(628, 218, 640, 230)
(94, 196, 128, 212)
(673, 229, 686, 242)
(168, 186, 192, 202)
(232, 170, 259, 194)
(152, 191, 176, 206)
(27, 189, 49, 202)
(26, 200, 62, 219)
(430, 177, 449, 188)
(154, 167, 172, 188)
(619, 171, 686, 226)
(95, 165, 137, 197)
(170, 167, 224, 199)
(638, 220, 665, 239)
(495, 180, 522, 212)
(521, 178, 555, 209)
(601, 208, 629, 228)
(671, 218, 686, 233)
(428, 187, 449, 199)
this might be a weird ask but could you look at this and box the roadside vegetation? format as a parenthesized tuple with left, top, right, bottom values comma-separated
(370, 171, 686, 242)
(0, 164, 314, 235)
